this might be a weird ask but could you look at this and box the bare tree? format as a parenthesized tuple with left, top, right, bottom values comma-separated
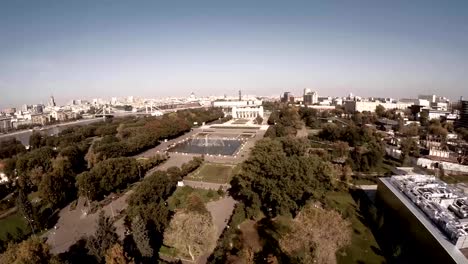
(280, 203, 352, 264)
(163, 211, 217, 261)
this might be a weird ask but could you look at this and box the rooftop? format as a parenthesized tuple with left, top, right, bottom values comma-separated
(390, 175, 468, 248)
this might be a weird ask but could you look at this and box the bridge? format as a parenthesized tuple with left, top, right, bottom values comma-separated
(93, 103, 203, 119)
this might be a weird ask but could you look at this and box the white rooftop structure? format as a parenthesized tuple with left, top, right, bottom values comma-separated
(390, 175, 468, 248)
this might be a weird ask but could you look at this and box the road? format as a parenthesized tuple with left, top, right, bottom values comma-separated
(0, 118, 103, 145)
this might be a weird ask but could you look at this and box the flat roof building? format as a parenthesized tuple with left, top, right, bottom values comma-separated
(377, 175, 468, 263)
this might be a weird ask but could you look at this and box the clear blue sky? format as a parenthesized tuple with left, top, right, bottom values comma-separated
(1, 0, 467, 108)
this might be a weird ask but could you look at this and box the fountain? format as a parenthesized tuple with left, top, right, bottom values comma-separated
(190, 134, 225, 147)
(167, 134, 242, 156)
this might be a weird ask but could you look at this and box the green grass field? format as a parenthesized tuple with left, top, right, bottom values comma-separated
(325, 192, 386, 264)
(167, 186, 223, 211)
(232, 119, 249, 124)
(185, 163, 237, 184)
(0, 212, 30, 241)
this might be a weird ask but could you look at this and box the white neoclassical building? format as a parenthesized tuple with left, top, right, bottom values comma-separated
(232, 106, 264, 119)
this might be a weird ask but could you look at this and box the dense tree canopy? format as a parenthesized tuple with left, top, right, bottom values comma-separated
(127, 170, 176, 224)
(0, 237, 59, 264)
(76, 157, 140, 201)
(318, 124, 385, 172)
(230, 138, 336, 218)
(265, 107, 303, 138)
(39, 156, 77, 208)
(298, 107, 320, 128)
(16, 147, 56, 176)
(0, 138, 25, 159)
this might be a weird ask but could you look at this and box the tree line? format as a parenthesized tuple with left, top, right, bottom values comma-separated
(0, 108, 223, 256)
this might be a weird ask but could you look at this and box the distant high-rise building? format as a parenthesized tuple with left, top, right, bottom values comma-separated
(303, 90, 318, 105)
(48, 96, 56, 107)
(21, 104, 32, 112)
(32, 104, 44, 114)
(239, 90, 242, 101)
(281, 92, 294, 103)
(455, 98, 468, 129)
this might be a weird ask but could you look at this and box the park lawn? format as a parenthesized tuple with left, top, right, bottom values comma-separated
(167, 186, 223, 211)
(185, 163, 234, 184)
(159, 245, 178, 258)
(232, 119, 249, 124)
(0, 212, 30, 241)
(325, 192, 386, 264)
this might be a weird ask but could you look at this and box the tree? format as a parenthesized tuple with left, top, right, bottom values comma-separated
(375, 105, 386, 118)
(40, 157, 76, 208)
(279, 203, 352, 264)
(255, 115, 263, 125)
(105, 243, 134, 264)
(230, 138, 335, 217)
(186, 193, 208, 215)
(87, 211, 119, 263)
(76, 157, 140, 201)
(428, 122, 448, 138)
(163, 211, 217, 261)
(299, 107, 319, 128)
(29, 132, 44, 149)
(16, 189, 38, 233)
(401, 123, 419, 137)
(0, 138, 26, 159)
(131, 216, 153, 258)
(318, 123, 342, 141)
(400, 138, 419, 164)
(332, 141, 349, 158)
(419, 111, 429, 126)
(17, 147, 56, 172)
(0, 237, 58, 264)
(29, 166, 45, 188)
(76, 171, 100, 201)
(458, 128, 468, 142)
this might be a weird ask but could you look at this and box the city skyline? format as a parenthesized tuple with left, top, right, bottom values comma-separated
(1, 0, 468, 108)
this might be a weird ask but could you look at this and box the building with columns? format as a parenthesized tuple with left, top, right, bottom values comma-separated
(232, 106, 264, 119)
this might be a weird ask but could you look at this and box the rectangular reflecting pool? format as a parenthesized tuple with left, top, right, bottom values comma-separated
(167, 138, 243, 156)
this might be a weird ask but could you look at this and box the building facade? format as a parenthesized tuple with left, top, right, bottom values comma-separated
(304, 91, 318, 105)
(344, 101, 413, 113)
(0, 117, 12, 132)
(455, 100, 468, 129)
(212, 100, 262, 108)
(377, 175, 468, 263)
(231, 106, 264, 119)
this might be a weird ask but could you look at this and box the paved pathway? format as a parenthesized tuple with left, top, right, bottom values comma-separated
(45, 192, 132, 254)
(197, 196, 236, 264)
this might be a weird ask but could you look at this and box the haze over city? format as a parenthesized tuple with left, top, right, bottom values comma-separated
(1, 0, 468, 108)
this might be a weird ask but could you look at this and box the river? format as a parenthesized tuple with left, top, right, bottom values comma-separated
(0, 118, 104, 146)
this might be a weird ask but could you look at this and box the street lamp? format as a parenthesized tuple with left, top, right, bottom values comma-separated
(24, 216, 36, 237)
